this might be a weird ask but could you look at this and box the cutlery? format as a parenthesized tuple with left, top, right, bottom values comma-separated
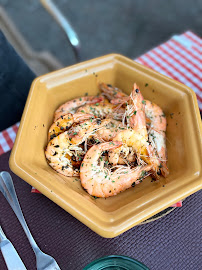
(0, 225, 27, 270)
(0, 171, 61, 270)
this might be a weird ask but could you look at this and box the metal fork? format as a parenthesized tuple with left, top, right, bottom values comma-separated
(0, 171, 61, 270)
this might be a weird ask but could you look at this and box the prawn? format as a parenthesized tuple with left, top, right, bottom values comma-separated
(76, 101, 125, 121)
(45, 131, 84, 177)
(68, 118, 125, 148)
(45, 119, 107, 176)
(54, 95, 104, 121)
(108, 84, 160, 175)
(67, 118, 111, 146)
(80, 142, 153, 198)
(48, 113, 95, 141)
(94, 119, 125, 142)
(99, 83, 127, 100)
(145, 100, 169, 177)
(101, 83, 168, 176)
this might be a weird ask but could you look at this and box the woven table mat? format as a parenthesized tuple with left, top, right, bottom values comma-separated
(0, 151, 201, 270)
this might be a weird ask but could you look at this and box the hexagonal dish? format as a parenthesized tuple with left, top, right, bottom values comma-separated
(9, 54, 202, 238)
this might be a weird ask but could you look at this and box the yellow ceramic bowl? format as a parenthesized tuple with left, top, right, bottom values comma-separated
(9, 54, 202, 238)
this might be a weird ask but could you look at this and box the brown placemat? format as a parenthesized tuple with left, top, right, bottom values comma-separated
(0, 151, 201, 270)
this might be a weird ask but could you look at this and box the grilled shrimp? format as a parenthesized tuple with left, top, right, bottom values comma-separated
(94, 119, 125, 142)
(48, 113, 94, 141)
(80, 142, 153, 198)
(68, 118, 125, 147)
(101, 83, 168, 176)
(45, 118, 108, 176)
(108, 84, 160, 174)
(145, 100, 169, 177)
(67, 118, 111, 145)
(77, 102, 125, 121)
(45, 131, 84, 176)
(99, 83, 127, 100)
(54, 95, 104, 121)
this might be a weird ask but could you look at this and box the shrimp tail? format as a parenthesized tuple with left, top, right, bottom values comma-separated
(161, 162, 169, 177)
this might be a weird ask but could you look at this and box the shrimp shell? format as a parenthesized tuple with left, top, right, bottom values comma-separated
(77, 102, 125, 121)
(109, 84, 160, 173)
(54, 95, 104, 121)
(48, 113, 94, 141)
(102, 83, 168, 177)
(45, 131, 82, 177)
(80, 142, 153, 198)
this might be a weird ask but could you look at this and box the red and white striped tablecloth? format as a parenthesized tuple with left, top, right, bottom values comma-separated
(1, 31, 201, 208)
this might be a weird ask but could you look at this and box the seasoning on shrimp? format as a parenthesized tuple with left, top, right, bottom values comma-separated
(45, 131, 83, 177)
(80, 142, 152, 198)
(77, 101, 125, 121)
(145, 100, 169, 177)
(45, 81, 169, 198)
(99, 83, 127, 100)
(67, 118, 111, 145)
(102, 82, 169, 177)
(108, 83, 160, 178)
(54, 95, 104, 121)
(48, 113, 95, 141)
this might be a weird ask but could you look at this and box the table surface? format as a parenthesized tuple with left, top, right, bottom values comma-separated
(0, 29, 201, 270)
(0, 150, 201, 270)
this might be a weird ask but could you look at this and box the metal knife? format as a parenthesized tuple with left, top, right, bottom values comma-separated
(0, 226, 27, 270)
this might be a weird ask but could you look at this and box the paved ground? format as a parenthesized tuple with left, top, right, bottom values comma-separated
(0, 0, 202, 66)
